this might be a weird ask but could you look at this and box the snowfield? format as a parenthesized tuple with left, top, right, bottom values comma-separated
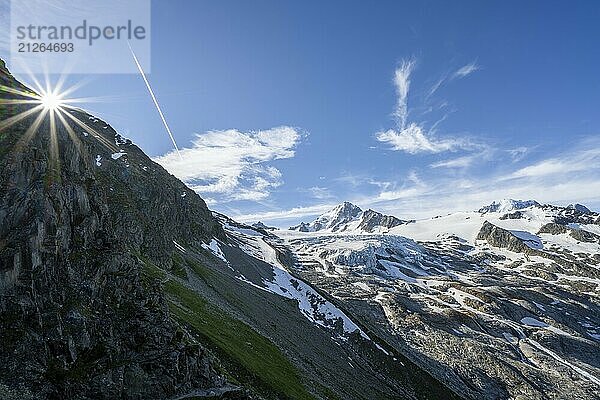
(221, 221, 370, 340)
(259, 200, 600, 399)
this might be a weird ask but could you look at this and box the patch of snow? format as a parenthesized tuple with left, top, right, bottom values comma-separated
(230, 226, 371, 340)
(351, 282, 371, 292)
(502, 332, 518, 344)
(510, 230, 543, 250)
(540, 232, 600, 255)
(378, 260, 418, 284)
(578, 224, 600, 236)
(111, 151, 126, 160)
(201, 239, 228, 264)
(95, 155, 102, 166)
(224, 223, 262, 237)
(520, 317, 549, 327)
(235, 274, 271, 293)
(374, 343, 390, 355)
(257, 238, 369, 339)
(532, 301, 546, 312)
(588, 332, 600, 340)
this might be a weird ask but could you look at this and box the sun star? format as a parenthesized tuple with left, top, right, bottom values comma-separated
(39, 90, 64, 111)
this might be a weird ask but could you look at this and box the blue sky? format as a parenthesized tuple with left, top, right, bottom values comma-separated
(2, 0, 600, 226)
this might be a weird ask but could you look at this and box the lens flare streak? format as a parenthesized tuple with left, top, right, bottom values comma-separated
(128, 43, 182, 158)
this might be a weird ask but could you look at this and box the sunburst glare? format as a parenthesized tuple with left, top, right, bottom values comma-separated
(1, 69, 120, 171)
(39, 90, 65, 111)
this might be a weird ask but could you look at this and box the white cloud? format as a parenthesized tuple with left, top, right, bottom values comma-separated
(427, 76, 446, 99)
(453, 61, 479, 79)
(505, 147, 600, 180)
(376, 187, 424, 201)
(307, 186, 334, 199)
(334, 173, 391, 190)
(429, 146, 495, 169)
(376, 58, 482, 154)
(430, 155, 476, 169)
(235, 203, 337, 224)
(507, 146, 529, 162)
(154, 126, 302, 202)
(376, 123, 473, 154)
(426, 61, 480, 100)
(407, 170, 424, 186)
(393, 58, 416, 128)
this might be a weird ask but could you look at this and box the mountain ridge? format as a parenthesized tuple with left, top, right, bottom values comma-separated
(289, 201, 411, 233)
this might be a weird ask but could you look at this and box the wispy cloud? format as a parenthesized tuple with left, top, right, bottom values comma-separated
(507, 146, 529, 162)
(376, 57, 482, 154)
(427, 75, 447, 99)
(307, 186, 334, 199)
(430, 145, 494, 169)
(154, 126, 302, 202)
(334, 173, 392, 190)
(392, 58, 416, 129)
(234, 140, 600, 224)
(376, 123, 474, 154)
(430, 154, 477, 169)
(453, 61, 479, 79)
(235, 203, 338, 224)
(426, 60, 480, 99)
(505, 147, 600, 179)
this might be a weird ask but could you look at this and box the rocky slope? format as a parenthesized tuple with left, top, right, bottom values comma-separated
(0, 59, 235, 399)
(274, 201, 600, 399)
(0, 59, 462, 399)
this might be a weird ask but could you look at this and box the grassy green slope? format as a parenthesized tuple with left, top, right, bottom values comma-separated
(141, 259, 314, 400)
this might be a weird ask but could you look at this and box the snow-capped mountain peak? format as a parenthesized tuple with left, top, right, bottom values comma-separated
(290, 201, 410, 233)
(478, 198, 540, 214)
(290, 201, 362, 232)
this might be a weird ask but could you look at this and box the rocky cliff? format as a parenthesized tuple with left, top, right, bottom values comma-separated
(0, 60, 234, 399)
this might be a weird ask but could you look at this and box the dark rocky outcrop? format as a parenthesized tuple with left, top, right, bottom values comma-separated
(499, 211, 523, 220)
(0, 60, 231, 399)
(538, 222, 568, 235)
(479, 221, 598, 280)
(542, 204, 600, 226)
(251, 221, 277, 231)
(289, 221, 311, 232)
(538, 222, 600, 243)
(357, 209, 408, 232)
(570, 228, 600, 243)
(476, 221, 535, 254)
